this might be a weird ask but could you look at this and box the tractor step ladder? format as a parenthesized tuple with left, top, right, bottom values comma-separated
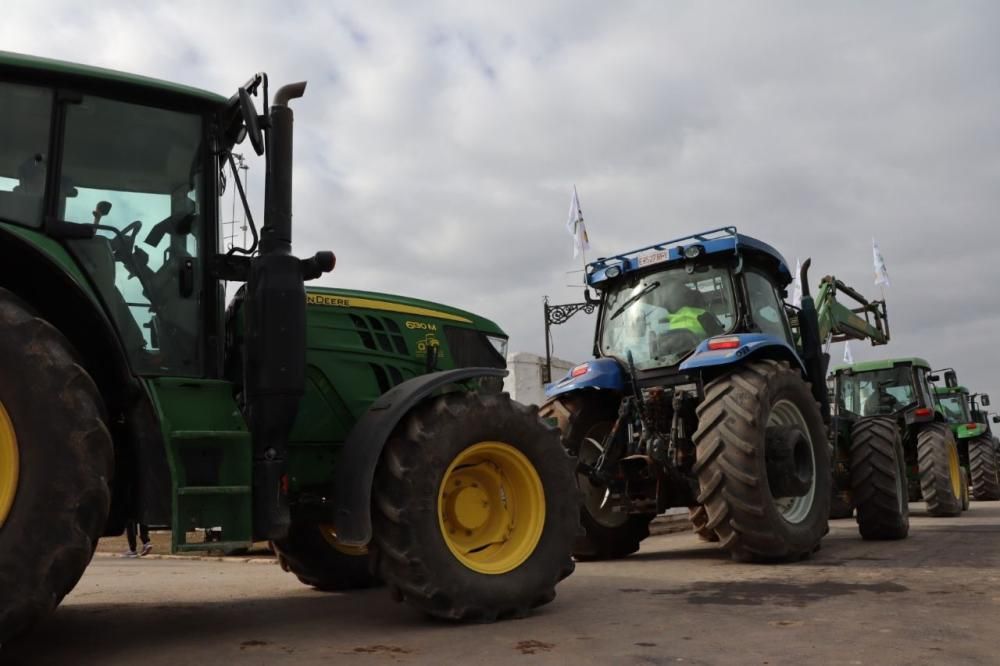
(169, 429, 254, 553)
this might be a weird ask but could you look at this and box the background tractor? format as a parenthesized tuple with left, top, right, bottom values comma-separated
(829, 358, 966, 541)
(540, 228, 889, 562)
(933, 373, 1000, 501)
(0, 52, 577, 643)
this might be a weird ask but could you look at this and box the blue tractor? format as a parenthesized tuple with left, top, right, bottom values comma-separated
(540, 227, 889, 561)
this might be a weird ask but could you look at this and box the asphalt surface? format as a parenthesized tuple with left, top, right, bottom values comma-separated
(5, 503, 1000, 665)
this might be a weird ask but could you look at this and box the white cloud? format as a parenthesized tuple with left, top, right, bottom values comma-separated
(4, 1, 999, 399)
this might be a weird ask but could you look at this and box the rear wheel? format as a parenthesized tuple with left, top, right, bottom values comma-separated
(689, 505, 719, 542)
(0, 289, 113, 643)
(968, 435, 1000, 501)
(693, 360, 830, 562)
(917, 423, 963, 517)
(373, 392, 577, 621)
(849, 417, 909, 540)
(541, 395, 654, 560)
(272, 523, 379, 591)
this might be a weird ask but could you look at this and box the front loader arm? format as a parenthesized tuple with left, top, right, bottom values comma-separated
(813, 276, 890, 346)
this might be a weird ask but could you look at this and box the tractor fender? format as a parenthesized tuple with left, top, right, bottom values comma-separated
(679, 333, 807, 376)
(332, 366, 507, 547)
(544, 357, 626, 400)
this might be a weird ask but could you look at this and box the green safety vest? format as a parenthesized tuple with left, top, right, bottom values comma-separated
(658, 306, 707, 336)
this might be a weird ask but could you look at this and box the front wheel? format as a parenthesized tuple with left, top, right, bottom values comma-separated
(917, 423, 963, 517)
(541, 396, 653, 559)
(849, 417, 909, 540)
(968, 435, 1000, 501)
(373, 392, 577, 621)
(272, 522, 379, 591)
(693, 360, 830, 562)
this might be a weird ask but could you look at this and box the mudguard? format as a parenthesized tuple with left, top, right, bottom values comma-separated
(679, 333, 807, 375)
(332, 366, 507, 546)
(956, 423, 988, 439)
(544, 357, 626, 400)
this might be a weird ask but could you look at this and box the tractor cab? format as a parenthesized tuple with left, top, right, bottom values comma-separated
(559, 227, 795, 386)
(831, 358, 938, 426)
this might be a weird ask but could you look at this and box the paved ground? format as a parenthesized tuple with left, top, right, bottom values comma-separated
(5, 503, 1000, 665)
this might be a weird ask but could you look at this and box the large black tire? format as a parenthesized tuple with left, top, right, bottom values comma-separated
(372, 392, 577, 621)
(689, 505, 719, 542)
(849, 417, 909, 540)
(968, 435, 1000, 501)
(917, 423, 963, 517)
(272, 523, 379, 591)
(693, 360, 830, 562)
(542, 395, 654, 559)
(0, 289, 113, 644)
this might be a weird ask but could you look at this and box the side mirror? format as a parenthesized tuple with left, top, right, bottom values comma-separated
(238, 88, 265, 156)
(982, 394, 991, 407)
(944, 370, 958, 388)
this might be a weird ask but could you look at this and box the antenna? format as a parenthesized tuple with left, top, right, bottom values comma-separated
(223, 153, 249, 251)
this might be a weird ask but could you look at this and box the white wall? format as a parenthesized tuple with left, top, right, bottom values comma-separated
(503, 351, 576, 407)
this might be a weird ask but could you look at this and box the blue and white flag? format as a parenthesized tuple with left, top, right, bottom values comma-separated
(566, 186, 590, 258)
(873, 238, 890, 287)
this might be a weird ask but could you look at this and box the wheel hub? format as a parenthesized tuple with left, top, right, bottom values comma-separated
(437, 442, 545, 575)
(765, 400, 818, 524)
(765, 426, 812, 498)
(0, 399, 18, 529)
(449, 484, 491, 530)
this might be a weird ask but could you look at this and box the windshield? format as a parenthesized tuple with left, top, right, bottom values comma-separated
(599, 264, 735, 370)
(936, 393, 969, 423)
(838, 366, 917, 417)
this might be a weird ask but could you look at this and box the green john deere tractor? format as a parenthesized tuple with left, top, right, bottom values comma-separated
(829, 358, 966, 539)
(0, 52, 578, 643)
(933, 372, 1000, 501)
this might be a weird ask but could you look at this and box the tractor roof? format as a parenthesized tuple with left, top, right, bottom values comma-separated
(0, 50, 227, 108)
(586, 226, 791, 288)
(831, 357, 931, 374)
(933, 386, 970, 395)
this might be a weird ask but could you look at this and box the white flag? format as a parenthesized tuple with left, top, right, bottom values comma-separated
(873, 238, 890, 287)
(566, 186, 590, 258)
(790, 257, 803, 308)
(843, 341, 854, 365)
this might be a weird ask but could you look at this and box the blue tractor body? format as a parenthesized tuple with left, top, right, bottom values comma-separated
(540, 226, 833, 563)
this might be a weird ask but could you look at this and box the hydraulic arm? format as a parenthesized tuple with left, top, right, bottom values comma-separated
(813, 275, 890, 346)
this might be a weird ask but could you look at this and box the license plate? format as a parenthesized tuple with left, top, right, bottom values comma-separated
(638, 250, 669, 267)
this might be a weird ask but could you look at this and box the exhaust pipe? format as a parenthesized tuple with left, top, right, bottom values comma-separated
(244, 81, 308, 540)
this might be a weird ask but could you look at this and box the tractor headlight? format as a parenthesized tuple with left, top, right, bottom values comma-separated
(684, 244, 704, 259)
(486, 335, 508, 360)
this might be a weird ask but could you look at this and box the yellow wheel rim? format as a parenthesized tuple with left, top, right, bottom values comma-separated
(0, 400, 19, 528)
(948, 442, 962, 499)
(318, 524, 369, 556)
(437, 442, 545, 575)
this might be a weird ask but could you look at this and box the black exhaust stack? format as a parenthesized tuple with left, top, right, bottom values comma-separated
(244, 81, 333, 540)
(797, 258, 831, 424)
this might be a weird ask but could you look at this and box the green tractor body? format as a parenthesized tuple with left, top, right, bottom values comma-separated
(0, 52, 577, 643)
(829, 357, 967, 535)
(932, 379, 1000, 501)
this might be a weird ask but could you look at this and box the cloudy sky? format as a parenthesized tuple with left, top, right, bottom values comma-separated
(5, 2, 999, 402)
